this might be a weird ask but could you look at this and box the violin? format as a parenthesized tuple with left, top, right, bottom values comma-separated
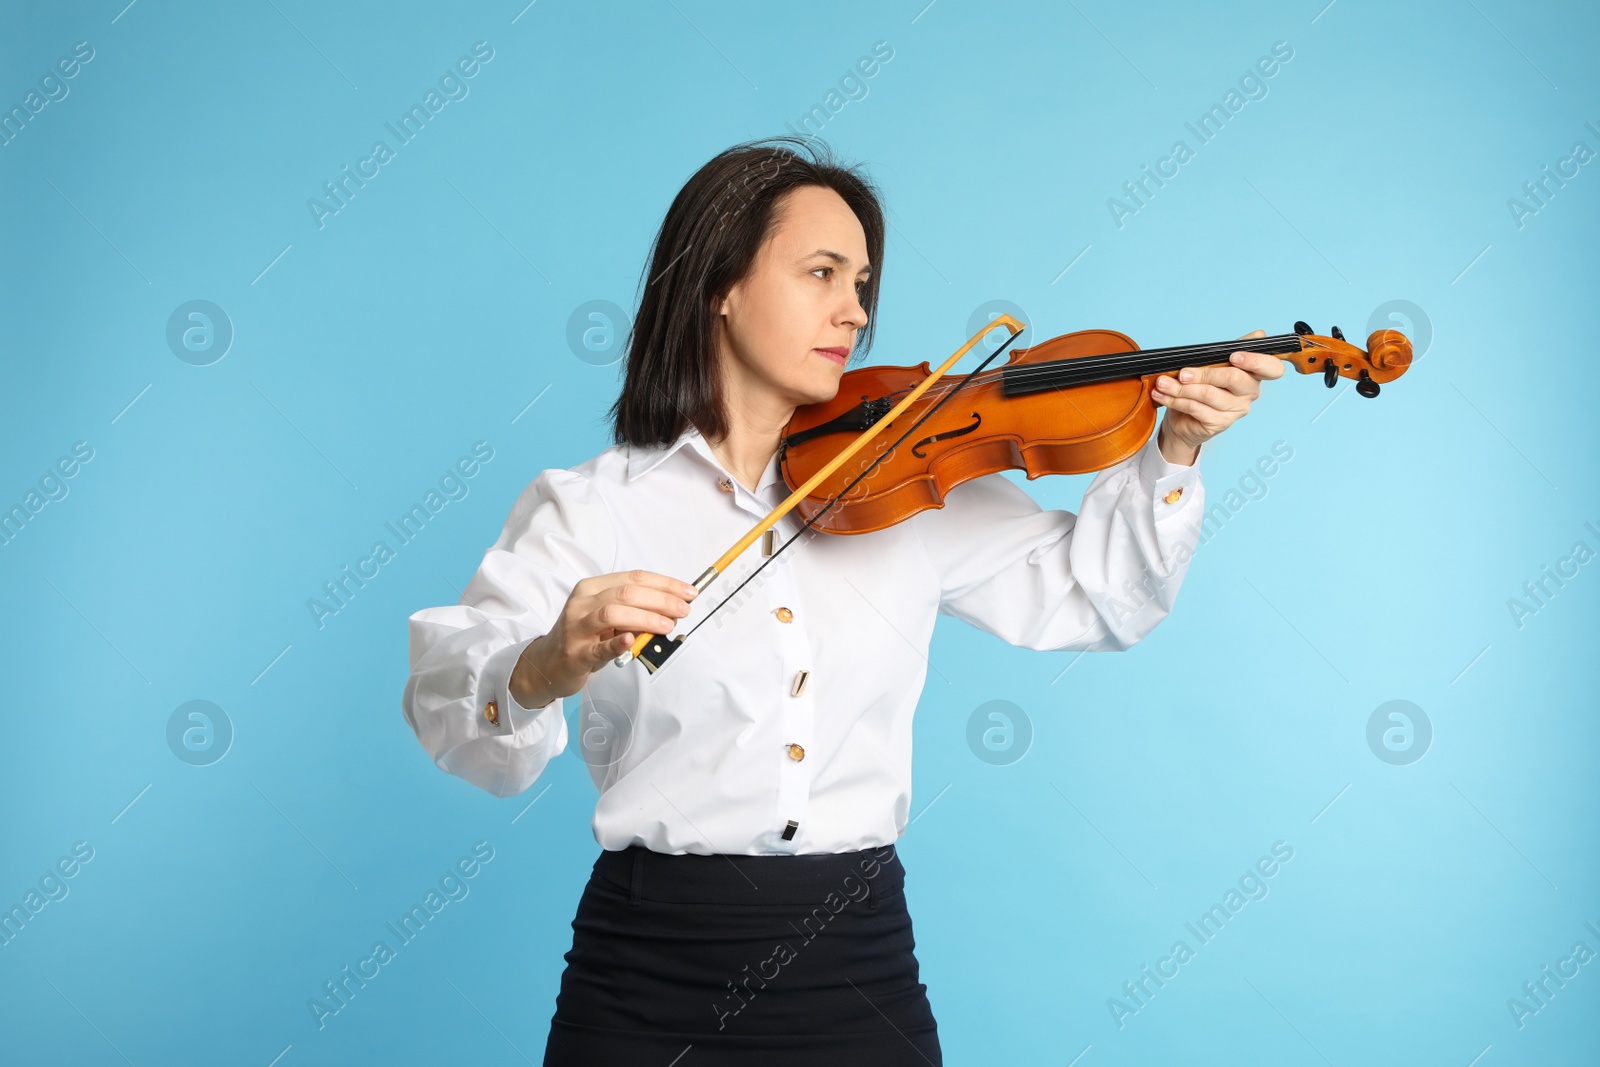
(777, 317, 1413, 534)
(617, 314, 1411, 672)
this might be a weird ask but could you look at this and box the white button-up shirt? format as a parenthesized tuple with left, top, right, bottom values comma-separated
(402, 422, 1205, 855)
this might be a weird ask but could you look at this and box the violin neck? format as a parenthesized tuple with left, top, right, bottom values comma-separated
(1001, 334, 1303, 396)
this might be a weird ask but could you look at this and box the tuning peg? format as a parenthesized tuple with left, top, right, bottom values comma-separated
(1323, 358, 1338, 388)
(1330, 325, 1345, 340)
(1356, 369, 1380, 398)
(1294, 321, 1312, 336)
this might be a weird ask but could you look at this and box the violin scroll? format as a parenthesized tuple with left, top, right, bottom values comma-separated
(1287, 326, 1413, 392)
(1365, 329, 1412, 373)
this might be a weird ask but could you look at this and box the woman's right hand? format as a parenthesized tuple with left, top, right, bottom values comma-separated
(509, 569, 698, 708)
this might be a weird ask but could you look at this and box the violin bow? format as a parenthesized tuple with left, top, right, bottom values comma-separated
(614, 313, 1029, 674)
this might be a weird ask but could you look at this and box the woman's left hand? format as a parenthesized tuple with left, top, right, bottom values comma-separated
(1152, 328, 1285, 465)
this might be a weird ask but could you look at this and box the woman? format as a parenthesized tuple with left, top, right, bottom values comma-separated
(401, 136, 1280, 1065)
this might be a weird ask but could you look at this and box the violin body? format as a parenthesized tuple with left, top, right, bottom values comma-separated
(779, 323, 1412, 535)
(780, 329, 1155, 534)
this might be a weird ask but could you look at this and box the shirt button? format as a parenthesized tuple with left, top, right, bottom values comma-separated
(787, 743, 806, 761)
(718, 477, 734, 493)
(774, 606, 794, 623)
(1164, 487, 1183, 504)
(483, 699, 499, 726)
(791, 669, 810, 697)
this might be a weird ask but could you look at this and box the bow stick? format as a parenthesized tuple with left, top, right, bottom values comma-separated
(615, 313, 1028, 674)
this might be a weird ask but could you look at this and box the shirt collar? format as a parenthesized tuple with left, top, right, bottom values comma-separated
(626, 422, 785, 495)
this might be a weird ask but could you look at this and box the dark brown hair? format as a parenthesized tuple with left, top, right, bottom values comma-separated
(607, 135, 886, 448)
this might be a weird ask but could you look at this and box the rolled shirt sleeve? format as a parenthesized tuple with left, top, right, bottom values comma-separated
(911, 431, 1205, 652)
(401, 468, 617, 797)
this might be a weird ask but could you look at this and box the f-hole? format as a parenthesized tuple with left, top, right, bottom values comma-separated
(912, 412, 982, 458)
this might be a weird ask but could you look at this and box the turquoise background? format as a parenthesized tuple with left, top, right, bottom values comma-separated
(3, 0, 1597, 1063)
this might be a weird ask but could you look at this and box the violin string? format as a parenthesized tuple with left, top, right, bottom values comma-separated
(899, 334, 1303, 401)
(1010, 338, 1301, 381)
(1004, 336, 1303, 382)
(895, 334, 1304, 410)
(1001, 335, 1305, 388)
(675, 327, 1030, 642)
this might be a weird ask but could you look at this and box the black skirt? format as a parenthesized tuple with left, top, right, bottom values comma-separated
(541, 842, 943, 1066)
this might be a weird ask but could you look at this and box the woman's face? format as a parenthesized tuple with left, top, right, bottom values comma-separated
(716, 184, 871, 415)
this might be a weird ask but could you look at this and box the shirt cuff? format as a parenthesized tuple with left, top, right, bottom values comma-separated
(1137, 432, 1202, 516)
(480, 637, 558, 737)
